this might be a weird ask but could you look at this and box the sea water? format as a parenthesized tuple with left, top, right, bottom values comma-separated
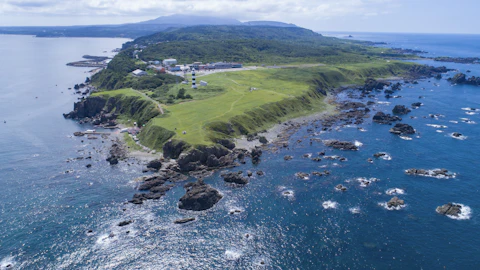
(1, 33, 480, 269)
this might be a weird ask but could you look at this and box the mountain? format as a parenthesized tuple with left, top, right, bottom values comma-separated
(243, 21, 298, 27)
(0, 14, 301, 39)
(138, 14, 242, 26)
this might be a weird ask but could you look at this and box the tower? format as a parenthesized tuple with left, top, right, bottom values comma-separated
(191, 68, 197, 89)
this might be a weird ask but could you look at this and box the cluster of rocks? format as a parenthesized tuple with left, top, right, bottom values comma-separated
(436, 203, 463, 217)
(387, 196, 405, 209)
(362, 78, 392, 92)
(405, 168, 456, 178)
(129, 168, 188, 204)
(106, 139, 127, 165)
(448, 73, 480, 86)
(389, 123, 415, 135)
(323, 140, 358, 151)
(392, 105, 411, 115)
(335, 184, 347, 191)
(221, 171, 249, 185)
(373, 112, 402, 124)
(178, 179, 223, 211)
(411, 102, 423, 109)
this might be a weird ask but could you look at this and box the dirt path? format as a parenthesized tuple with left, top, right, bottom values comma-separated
(133, 89, 164, 114)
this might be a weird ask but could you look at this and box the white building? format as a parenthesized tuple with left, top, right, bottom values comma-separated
(163, 58, 177, 66)
(132, 69, 147, 76)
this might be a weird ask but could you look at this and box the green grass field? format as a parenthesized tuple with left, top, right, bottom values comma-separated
(92, 61, 415, 148)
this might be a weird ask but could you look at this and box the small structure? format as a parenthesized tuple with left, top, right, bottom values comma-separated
(200, 80, 208, 86)
(132, 69, 147, 77)
(232, 63, 243, 68)
(163, 58, 177, 66)
(213, 62, 232, 69)
(192, 68, 197, 89)
(153, 66, 166, 74)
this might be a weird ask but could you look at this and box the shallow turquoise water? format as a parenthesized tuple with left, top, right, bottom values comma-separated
(1, 34, 480, 269)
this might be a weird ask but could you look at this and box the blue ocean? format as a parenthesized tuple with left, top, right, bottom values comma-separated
(1, 33, 480, 269)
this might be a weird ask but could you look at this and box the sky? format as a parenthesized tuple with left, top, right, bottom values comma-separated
(0, 0, 479, 34)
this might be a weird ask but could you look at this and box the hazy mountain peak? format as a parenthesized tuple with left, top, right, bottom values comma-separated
(243, 21, 298, 28)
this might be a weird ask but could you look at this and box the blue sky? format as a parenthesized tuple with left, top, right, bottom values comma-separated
(0, 0, 478, 34)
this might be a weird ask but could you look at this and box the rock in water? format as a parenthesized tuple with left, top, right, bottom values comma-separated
(73, 131, 85, 136)
(323, 140, 358, 151)
(411, 102, 423, 108)
(146, 159, 162, 171)
(387, 197, 405, 208)
(389, 123, 415, 135)
(251, 147, 262, 165)
(178, 179, 222, 211)
(392, 105, 411, 115)
(221, 171, 249, 185)
(436, 203, 462, 216)
(372, 112, 402, 124)
(174, 217, 196, 224)
(335, 184, 347, 191)
(118, 220, 133, 227)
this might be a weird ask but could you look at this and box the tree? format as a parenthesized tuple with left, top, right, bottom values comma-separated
(185, 94, 193, 99)
(177, 88, 186, 99)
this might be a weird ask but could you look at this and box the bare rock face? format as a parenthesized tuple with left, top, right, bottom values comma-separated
(436, 203, 462, 217)
(221, 171, 249, 185)
(323, 140, 358, 151)
(392, 105, 411, 115)
(389, 123, 415, 135)
(373, 112, 402, 124)
(146, 159, 162, 171)
(387, 196, 405, 208)
(178, 179, 222, 211)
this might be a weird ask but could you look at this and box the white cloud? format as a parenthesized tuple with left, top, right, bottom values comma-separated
(1, 0, 400, 21)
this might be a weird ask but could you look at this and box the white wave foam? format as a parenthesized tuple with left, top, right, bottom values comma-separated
(450, 133, 467, 140)
(358, 128, 367, 132)
(461, 107, 479, 111)
(225, 249, 243, 261)
(400, 136, 412, 141)
(377, 101, 391, 105)
(1, 256, 16, 269)
(376, 152, 392, 160)
(449, 120, 459, 124)
(465, 112, 477, 115)
(349, 207, 361, 214)
(463, 120, 477, 124)
(354, 140, 363, 147)
(378, 202, 406, 211)
(426, 124, 448, 128)
(444, 203, 472, 220)
(460, 118, 470, 121)
(436, 130, 444, 133)
(280, 189, 295, 199)
(322, 200, 338, 209)
(386, 188, 405, 195)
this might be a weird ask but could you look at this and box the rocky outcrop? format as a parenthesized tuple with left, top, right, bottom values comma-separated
(389, 123, 415, 135)
(405, 168, 456, 178)
(174, 217, 196, 224)
(373, 112, 402, 124)
(178, 179, 222, 211)
(163, 140, 190, 159)
(411, 102, 423, 108)
(452, 132, 463, 138)
(177, 144, 236, 172)
(339, 102, 366, 110)
(217, 139, 235, 150)
(323, 140, 358, 151)
(335, 184, 347, 191)
(373, 152, 387, 158)
(448, 73, 480, 86)
(284, 155, 293, 161)
(129, 170, 187, 204)
(436, 203, 462, 216)
(63, 96, 106, 119)
(106, 139, 127, 165)
(362, 78, 391, 92)
(146, 159, 162, 171)
(118, 220, 133, 227)
(408, 65, 451, 78)
(387, 197, 405, 208)
(251, 147, 262, 165)
(221, 171, 248, 185)
(392, 105, 411, 115)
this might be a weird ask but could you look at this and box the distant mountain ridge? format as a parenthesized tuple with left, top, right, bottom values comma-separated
(0, 14, 298, 38)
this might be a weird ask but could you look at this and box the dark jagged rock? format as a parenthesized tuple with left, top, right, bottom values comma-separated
(452, 132, 463, 138)
(405, 168, 456, 178)
(129, 192, 165, 204)
(251, 147, 262, 165)
(373, 112, 402, 124)
(392, 105, 411, 115)
(63, 96, 106, 119)
(177, 144, 233, 172)
(411, 102, 423, 108)
(73, 131, 85, 136)
(256, 170, 264, 176)
(118, 220, 133, 227)
(106, 140, 127, 165)
(391, 82, 402, 91)
(339, 102, 366, 110)
(449, 73, 466, 84)
(387, 197, 405, 208)
(221, 171, 249, 185)
(163, 140, 190, 159)
(335, 184, 347, 191)
(178, 179, 222, 211)
(436, 203, 462, 216)
(146, 159, 162, 171)
(389, 123, 415, 135)
(174, 217, 196, 224)
(362, 78, 391, 92)
(86, 164, 92, 168)
(373, 153, 386, 158)
(284, 155, 293, 161)
(408, 65, 451, 78)
(217, 139, 235, 150)
(295, 172, 310, 179)
(323, 140, 358, 151)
